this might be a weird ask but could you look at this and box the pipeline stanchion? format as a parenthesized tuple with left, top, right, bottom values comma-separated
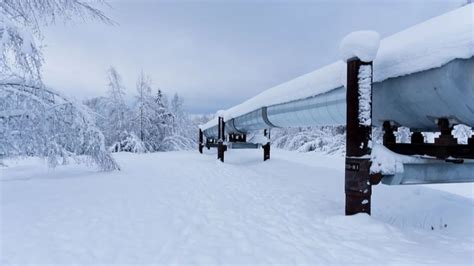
(345, 58, 373, 216)
(217, 117, 227, 162)
(198, 129, 204, 154)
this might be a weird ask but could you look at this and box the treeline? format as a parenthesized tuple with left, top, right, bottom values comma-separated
(270, 124, 472, 156)
(85, 67, 201, 153)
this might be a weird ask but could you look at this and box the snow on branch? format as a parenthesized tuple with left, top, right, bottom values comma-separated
(0, 83, 119, 171)
(0, 0, 113, 83)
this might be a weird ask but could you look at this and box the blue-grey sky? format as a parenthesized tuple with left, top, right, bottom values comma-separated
(41, 0, 463, 113)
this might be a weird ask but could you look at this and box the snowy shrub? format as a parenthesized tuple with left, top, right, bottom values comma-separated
(271, 126, 346, 155)
(109, 132, 147, 153)
(159, 135, 196, 151)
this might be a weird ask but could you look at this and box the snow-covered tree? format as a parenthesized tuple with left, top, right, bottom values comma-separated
(0, 1, 118, 170)
(132, 71, 155, 145)
(150, 89, 174, 151)
(104, 66, 130, 146)
(161, 93, 196, 150)
(170, 93, 184, 125)
(0, 84, 119, 170)
(86, 78, 198, 152)
(0, 0, 111, 83)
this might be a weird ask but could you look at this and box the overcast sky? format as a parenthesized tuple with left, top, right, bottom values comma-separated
(41, 0, 463, 114)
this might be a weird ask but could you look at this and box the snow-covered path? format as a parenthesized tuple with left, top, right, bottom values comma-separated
(1, 150, 473, 264)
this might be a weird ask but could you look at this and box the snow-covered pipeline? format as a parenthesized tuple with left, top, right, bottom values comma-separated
(201, 5, 474, 138)
(203, 58, 474, 137)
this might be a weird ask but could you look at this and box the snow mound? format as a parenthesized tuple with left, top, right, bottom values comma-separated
(340, 30, 380, 62)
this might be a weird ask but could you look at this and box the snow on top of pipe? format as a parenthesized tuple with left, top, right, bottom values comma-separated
(340, 31, 380, 62)
(201, 4, 474, 131)
(370, 144, 428, 175)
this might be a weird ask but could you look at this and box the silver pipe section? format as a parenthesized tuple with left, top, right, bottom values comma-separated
(203, 58, 474, 138)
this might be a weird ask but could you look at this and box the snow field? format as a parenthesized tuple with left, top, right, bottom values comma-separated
(1, 150, 473, 264)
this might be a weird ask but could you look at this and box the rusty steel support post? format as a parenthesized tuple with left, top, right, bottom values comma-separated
(434, 118, 457, 159)
(435, 118, 457, 145)
(345, 58, 373, 216)
(263, 129, 271, 161)
(198, 129, 204, 154)
(263, 144, 270, 161)
(383, 121, 396, 145)
(217, 117, 227, 162)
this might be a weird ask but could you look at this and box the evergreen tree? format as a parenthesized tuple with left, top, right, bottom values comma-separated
(151, 89, 174, 151)
(0, 1, 118, 170)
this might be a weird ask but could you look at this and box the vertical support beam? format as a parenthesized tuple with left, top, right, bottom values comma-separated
(263, 129, 271, 161)
(345, 58, 373, 216)
(263, 144, 270, 161)
(217, 117, 226, 162)
(435, 118, 457, 145)
(383, 121, 396, 145)
(198, 129, 204, 154)
(435, 118, 457, 159)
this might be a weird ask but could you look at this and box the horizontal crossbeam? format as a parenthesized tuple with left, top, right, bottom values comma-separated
(385, 143, 474, 160)
(228, 142, 260, 149)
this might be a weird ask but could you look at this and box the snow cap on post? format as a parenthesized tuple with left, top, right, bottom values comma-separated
(340, 30, 380, 62)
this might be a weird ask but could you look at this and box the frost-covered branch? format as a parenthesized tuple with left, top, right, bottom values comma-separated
(0, 0, 112, 83)
(1, 83, 119, 170)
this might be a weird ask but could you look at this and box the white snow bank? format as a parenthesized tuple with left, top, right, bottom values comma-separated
(202, 4, 474, 130)
(340, 30, 380, 62)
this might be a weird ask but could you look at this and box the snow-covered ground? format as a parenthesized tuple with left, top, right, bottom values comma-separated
(1, 150, 473, 264)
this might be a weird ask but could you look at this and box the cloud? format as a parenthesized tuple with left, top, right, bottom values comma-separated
(41, 0, 462, 113)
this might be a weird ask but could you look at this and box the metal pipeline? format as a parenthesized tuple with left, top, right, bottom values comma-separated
(203, 57, 474, 138)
